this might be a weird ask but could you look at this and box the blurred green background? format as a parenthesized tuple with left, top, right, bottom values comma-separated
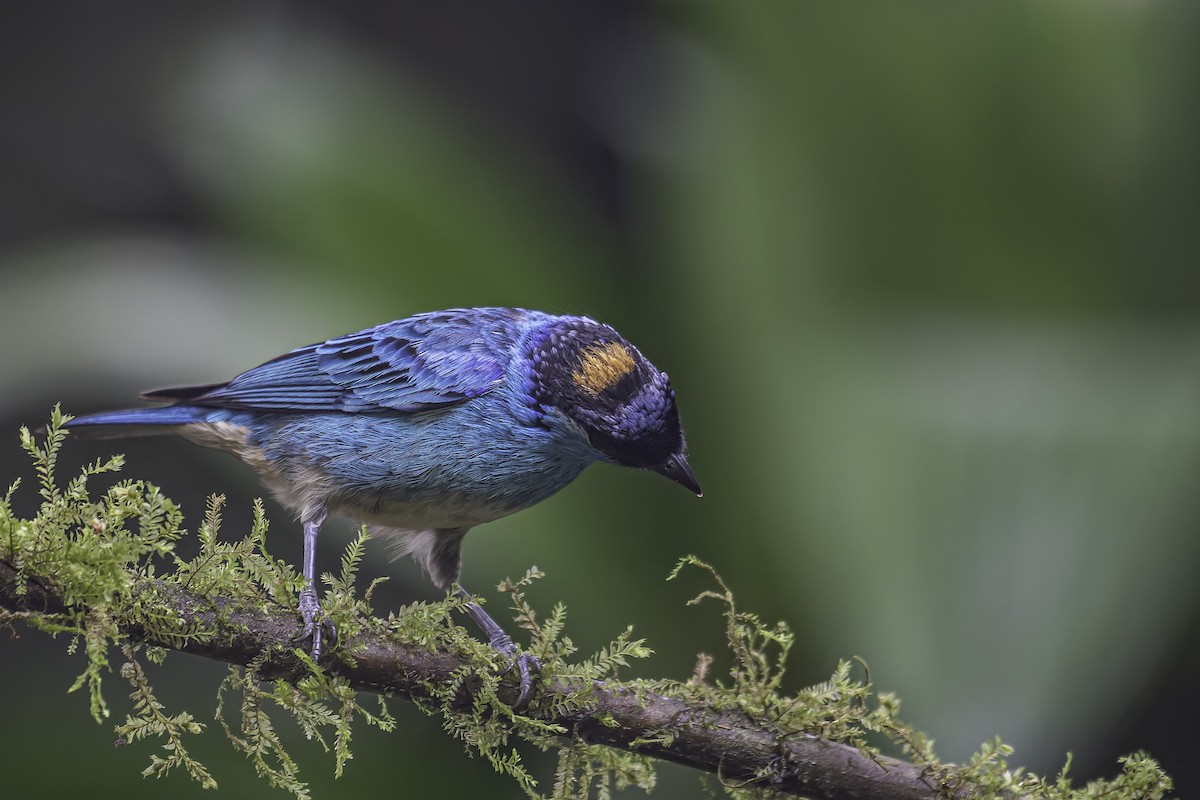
(2, 2, 1198, 797)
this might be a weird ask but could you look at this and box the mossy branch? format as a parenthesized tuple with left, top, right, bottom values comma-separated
(0, 410, 1175, 800)
(0, 557, 941, 800)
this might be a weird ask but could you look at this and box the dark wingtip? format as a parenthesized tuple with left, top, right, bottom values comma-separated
(139, 381, 227, 402)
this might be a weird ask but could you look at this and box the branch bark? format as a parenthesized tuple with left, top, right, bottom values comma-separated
(0, 559, 947, 800)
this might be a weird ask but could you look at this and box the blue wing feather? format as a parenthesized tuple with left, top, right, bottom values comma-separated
(150, 308, 530, 413)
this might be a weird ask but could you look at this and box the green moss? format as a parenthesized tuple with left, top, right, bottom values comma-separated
(0, 411, 1175, 800)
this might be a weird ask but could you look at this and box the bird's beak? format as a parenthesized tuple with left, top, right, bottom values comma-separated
(654, 453, 703, 497)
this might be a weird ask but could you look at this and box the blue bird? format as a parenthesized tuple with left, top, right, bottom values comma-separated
(67, 307, 700, 701)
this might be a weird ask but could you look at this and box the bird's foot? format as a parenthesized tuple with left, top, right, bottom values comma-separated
(457, 587, 541, 707)
(294, 586, 337, 659)
(486, 629, 542, 709)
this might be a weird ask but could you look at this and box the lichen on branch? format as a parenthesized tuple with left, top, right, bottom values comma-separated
(0, 410, 1176, 800)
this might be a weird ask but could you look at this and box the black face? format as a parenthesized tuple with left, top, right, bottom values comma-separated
(529, 318, 686, 469)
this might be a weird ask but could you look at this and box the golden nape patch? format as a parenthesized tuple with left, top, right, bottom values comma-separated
(571, 341, 637, 396)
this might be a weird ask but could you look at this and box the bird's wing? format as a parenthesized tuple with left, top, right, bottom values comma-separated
(143, 308, 527, 413)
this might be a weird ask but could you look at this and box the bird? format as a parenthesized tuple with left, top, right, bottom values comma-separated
(66, 307, 700, 702)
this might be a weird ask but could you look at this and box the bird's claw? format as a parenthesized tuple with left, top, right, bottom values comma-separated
(457, 587, 540, 707)
(295, 586, 337, 659)
(488, 631, 541, 708)
(509, 652, 541, 708)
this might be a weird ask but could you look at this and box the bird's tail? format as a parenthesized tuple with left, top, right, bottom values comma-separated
(64, 406, 211, 437)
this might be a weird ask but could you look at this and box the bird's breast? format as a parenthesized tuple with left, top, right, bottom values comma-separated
(206, 404, 597, 527)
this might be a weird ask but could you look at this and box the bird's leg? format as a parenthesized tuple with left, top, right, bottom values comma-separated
(295, 504, 335, 658)
(455, 585, 540, 707)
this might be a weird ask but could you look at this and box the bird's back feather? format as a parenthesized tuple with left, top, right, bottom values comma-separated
(142, 308, 531, 414)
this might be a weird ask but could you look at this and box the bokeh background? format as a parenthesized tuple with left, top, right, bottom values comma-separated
(2, 2, 1198, 797)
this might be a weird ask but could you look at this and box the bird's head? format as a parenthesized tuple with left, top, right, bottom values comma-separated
(530, 316, 701, 496)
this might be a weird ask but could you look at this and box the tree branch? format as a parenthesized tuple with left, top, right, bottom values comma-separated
(0, 558, 949, 800)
